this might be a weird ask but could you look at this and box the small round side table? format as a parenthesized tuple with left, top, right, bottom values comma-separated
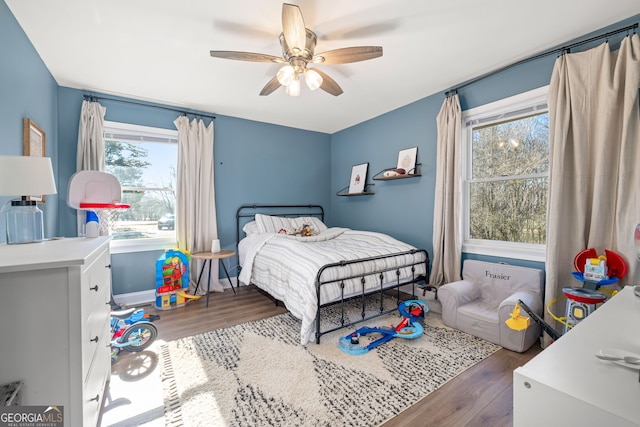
(191, 249, 236, 307)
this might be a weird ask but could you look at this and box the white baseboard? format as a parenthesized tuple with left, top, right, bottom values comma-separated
(113, 289, 156, 307)
(113, 276, 241, 307)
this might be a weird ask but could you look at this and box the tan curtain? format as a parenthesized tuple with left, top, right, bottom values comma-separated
(75, 100, 106, 236)
(545, 34, 640, 345)
(174, 116, 220, 294)
(76, 100, 106, 172)
(430, 94, 462, 287)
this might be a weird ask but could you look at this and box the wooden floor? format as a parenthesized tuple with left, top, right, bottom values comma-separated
(113, 285, 541, 427)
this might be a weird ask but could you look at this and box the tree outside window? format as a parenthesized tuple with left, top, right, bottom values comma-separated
(469, 113, 549, 244)
(103, 122, 177, 243)
(462, 86, 549, 261)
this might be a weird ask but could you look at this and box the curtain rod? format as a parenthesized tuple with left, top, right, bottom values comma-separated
(444, 22, 638, 97)
(83, 94, 216, 120)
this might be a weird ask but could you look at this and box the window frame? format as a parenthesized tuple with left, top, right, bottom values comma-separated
(103, 121, 178, 254)
(461, 86, 549, 262)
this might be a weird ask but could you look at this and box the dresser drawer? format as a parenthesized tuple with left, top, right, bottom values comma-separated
(83, 307, 110, 380)
(83, 325, 111, 427)
(81, 248, 111, 317)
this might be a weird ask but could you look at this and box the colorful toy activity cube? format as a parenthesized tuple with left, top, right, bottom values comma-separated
(155, 248, 191, 310)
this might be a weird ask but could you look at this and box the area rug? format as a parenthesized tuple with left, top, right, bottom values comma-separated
(160, 298, 501, 427)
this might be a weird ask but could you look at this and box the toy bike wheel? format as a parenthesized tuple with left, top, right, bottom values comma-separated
(120, 322, 158, 352)
(110, 348, 119, 364)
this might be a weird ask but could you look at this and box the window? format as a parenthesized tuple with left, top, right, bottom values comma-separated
(462, 87, 549, 261)
(103, 121, 178, 253)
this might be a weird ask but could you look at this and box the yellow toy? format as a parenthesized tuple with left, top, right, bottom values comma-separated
(505, 303, 530, 331)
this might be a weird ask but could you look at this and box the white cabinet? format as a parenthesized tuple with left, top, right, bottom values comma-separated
(0, 237, 112, 427)
(513, 285, 640, 426)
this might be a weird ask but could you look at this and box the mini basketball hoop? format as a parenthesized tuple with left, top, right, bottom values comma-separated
(68, 171, 130, 236)
(82, 203, 129, 236)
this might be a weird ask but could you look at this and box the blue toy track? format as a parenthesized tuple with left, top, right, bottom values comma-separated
(338, 299, 428, 355)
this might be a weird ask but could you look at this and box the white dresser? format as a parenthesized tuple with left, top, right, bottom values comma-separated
(513, 285, 640, 426)
(0, 237, 112, 427)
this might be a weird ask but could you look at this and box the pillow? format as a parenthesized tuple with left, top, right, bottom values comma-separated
(242, 220, 259, 236)
(255, 214, 327, 235)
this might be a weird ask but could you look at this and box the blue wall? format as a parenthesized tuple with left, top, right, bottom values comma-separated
(2, 0, 639, 294)
(0, 1, 59, 239)
(330, 14, 640, 274)
(330, 96, 440, 251)
(57, 88, 331, 294)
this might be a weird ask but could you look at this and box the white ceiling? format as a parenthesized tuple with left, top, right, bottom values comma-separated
(6, 0, 640, 134)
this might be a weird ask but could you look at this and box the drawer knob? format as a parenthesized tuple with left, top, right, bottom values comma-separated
(90, 394, 100, 402)
(90, 336, 99, 343)
(90, 285, 99, 292)
(106, 264, 112, 269)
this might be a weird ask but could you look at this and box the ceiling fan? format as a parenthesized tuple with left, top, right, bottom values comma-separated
(210, 3, 383, 97)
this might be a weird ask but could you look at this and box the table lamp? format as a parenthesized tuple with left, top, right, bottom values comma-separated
(0, 156, 57, 244)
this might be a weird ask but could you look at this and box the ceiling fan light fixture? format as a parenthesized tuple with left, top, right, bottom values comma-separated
(286, 75, 301, 96)
(304, 68, 323, 91)
(210, 3, 381, 97)
(276, 65, 295, 86)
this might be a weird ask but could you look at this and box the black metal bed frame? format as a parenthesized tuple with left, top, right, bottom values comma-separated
(235, 204, 430, 344)
(313, 248, 429, 344)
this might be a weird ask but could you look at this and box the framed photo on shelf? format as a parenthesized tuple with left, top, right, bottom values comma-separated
(397, 147, 418, 174)
(23, 118, 46, 203)
(348, 162, 369, 194)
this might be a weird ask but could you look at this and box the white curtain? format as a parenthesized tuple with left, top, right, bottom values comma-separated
(75, 100, 106, 235)
(545, 35, 640, 345)
(429, 94, 462, 287)
(76, 100, 106, 171)
(174, 116, 220, 294)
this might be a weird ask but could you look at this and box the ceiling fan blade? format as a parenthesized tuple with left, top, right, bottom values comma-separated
(312, 69, 343, 96)
(282, 3, 306, 51)
(313, 46, 383, 64)
(210, 51, 285, 63)
(259, 75, 281, 96)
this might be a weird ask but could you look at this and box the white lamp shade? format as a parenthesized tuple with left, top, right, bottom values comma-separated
(0, 156, 57, 197)
(286, 76, 301, 96)
(276, 65, 295, 86)
(305, 69, 323, 91)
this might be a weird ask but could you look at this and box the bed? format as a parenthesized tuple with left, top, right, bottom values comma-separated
(236, 204, 430, 345)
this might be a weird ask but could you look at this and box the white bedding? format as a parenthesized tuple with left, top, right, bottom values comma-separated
(238, 227, 427, 344)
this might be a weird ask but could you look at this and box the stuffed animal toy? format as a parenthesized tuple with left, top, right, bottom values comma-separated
(300, 224, 314, 236)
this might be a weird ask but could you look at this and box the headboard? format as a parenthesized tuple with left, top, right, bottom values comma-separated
(235, 204, 325, 248)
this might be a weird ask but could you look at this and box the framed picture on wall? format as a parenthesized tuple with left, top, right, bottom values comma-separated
(397, 147, 418, 174)
(23, 118, 46, 203)
(348, 162, 368, 194)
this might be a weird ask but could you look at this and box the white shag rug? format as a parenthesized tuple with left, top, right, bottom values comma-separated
(161, 298, 500, 427)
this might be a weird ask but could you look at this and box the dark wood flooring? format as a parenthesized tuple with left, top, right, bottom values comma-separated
(117, 285, 541, 426)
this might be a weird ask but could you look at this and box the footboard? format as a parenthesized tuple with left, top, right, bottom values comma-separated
(314, 248, 430, 344)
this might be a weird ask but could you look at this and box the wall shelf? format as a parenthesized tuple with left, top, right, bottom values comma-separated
(373, 173, 421, 181)
(336, 183, 375, 197)
(372, 163, 422, 181)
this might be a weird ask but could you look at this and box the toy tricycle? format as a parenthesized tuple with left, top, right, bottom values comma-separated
(110, 308, 159, 363)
